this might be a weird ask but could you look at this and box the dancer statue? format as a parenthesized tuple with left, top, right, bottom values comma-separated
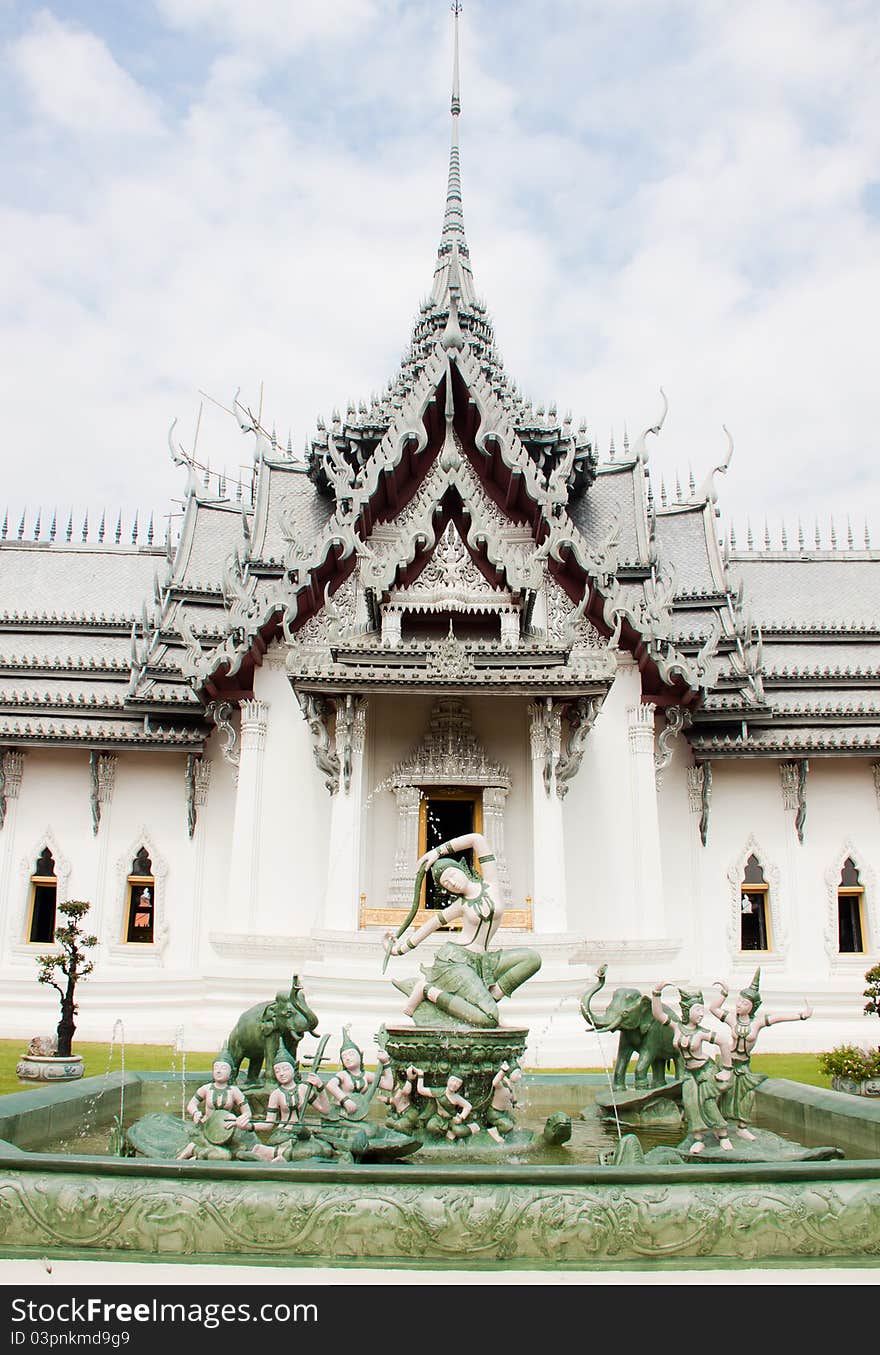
(707, 970, 812, 1138)
(382, 831, 540, 1028)
(651, 984, 734, 1155)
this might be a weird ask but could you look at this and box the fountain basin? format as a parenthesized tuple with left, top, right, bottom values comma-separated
(0, 1073, 878, 1268)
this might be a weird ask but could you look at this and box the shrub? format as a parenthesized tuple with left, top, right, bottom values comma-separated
(864, 964, 880, 1021)
(818, 1044, 880, 1081)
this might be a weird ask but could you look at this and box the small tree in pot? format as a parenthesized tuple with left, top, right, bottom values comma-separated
(36, 900, 97, 1057)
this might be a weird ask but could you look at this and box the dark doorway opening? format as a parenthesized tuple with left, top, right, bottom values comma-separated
(423, 793, 477, 911)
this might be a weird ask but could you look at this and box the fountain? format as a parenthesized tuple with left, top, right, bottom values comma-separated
(0, 836, 879, 1267)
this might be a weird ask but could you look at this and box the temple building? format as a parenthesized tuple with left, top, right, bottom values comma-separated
(0, 13, 877, 1063)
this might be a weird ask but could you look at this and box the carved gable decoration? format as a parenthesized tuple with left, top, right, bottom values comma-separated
(387, 521, 517, 616)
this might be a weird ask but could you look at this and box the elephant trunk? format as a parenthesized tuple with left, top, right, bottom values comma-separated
(580, 965, 609, 1030)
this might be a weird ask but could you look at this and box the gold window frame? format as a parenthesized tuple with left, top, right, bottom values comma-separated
(837, 885, 866, 954)
(124, 873, 156, 944)
(740, 882, 771, 953)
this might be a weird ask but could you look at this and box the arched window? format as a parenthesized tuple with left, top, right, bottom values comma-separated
(837, 857, 865, 954)
(28, 847, 57, 943)
(125, 847, 155, 943)
(740, 854, 770, 951)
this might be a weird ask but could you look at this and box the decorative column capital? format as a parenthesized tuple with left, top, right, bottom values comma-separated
(627, 703, 655, 755)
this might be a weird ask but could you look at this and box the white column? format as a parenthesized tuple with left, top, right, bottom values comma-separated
(627, 703, 665, 935)
(529, 700, 567, 931)
(226, 700, 269, 933)
(321, 697, 367, 930)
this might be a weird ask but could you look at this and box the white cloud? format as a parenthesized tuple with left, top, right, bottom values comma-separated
(155, 0, 378, 55)
(8, 10, 163, 137)
(0, 0, 877, 544)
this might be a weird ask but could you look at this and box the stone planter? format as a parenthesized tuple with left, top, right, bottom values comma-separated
(16, 1055, 84, 1084)
(831, 1074, 880, 1098)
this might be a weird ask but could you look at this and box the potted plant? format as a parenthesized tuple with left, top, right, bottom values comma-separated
(16, 900, 97, 1083)
(817, 964, 880, 1097)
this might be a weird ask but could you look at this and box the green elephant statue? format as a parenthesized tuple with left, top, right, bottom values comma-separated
(580, 966, 682, 1090)
(224, 975, 320, 1085)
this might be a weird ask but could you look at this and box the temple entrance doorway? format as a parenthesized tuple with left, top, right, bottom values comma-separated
(419, 788, 482, 911)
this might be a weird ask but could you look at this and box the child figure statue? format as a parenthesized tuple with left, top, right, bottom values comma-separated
(484, 1060, 522, 1143)
(707, 969, 812, 1139)
(417, 1072, 480, 1141)
(325, 1027, 393, 1117)
(178, 1056, 275, 1161)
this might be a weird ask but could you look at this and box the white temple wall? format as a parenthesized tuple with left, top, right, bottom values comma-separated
(1, 748, 97, 971)
(231, 659, 331, 940)
(562, 656, 645, 939)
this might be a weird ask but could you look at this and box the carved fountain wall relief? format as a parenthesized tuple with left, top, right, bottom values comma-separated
(361, 696, 530, 929)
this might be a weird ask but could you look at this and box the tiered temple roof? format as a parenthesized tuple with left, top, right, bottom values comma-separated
(0, 9, 877, 759)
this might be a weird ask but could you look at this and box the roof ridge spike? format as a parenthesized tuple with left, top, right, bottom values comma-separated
(33, 508, 41, 541)
(98, 510, 105, 544)
(1, 510, 7, 541)
(746, 518, 753, 550)
(830, 515, 837, 550)
(797, 518, 804, 550)
(763, 518, 770, 550)
(17, 509, 26, 541)
(846, 515, 853, 550)
(431, 1, 476, 313)
(814, 518, 821, 550)
(865, 519, 871, 549)
(780, 519, 788, 550)
(131, 510, 139, 545)
(66, 511, 73, 543)
(115, 510, 122, 544)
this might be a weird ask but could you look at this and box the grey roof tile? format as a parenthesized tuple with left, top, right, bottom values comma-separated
(654, 508, 720, 597)
(731, 557, 880, 630)
(0, 545, 162, 619)
(569, 464, 645, 568)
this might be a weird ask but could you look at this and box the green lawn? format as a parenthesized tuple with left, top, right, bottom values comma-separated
(0, 1040, 833, 1099)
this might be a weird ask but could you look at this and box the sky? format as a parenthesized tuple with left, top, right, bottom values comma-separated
(1, 0, 878, 548)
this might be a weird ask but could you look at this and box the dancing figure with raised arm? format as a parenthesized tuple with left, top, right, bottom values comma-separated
(708, 969, 812, 1139)
(651, 985, 734, 1156)
(383, 832, 541, 1028)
